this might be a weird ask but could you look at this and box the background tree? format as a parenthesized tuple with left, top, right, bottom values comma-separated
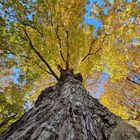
(0, 0, 140, 135)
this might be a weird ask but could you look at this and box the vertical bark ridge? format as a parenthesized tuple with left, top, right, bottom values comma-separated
(1, 77, 140, 140)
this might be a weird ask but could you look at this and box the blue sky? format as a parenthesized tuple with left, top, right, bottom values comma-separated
(84, 0, 103, 36)
(11, 67, 20, 83)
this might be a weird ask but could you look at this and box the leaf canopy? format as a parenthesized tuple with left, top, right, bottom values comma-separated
(0, 0, 140, 133)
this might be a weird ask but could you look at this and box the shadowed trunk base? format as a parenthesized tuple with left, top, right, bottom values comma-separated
(1, 75, 140, 140)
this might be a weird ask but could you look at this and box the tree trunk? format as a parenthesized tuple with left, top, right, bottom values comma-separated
(1, 75, 140, 140)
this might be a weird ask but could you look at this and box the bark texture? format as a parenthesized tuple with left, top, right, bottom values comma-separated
(1, 76, 140, 140)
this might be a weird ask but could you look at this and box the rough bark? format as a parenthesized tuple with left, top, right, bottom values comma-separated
(1, 75, 140, 140)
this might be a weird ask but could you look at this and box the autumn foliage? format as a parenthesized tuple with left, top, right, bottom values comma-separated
(0, 0, 140, 134)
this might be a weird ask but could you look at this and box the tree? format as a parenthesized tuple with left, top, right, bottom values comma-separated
(0, 0, 140, 138)
(100, 76, 140, 130)
(1, 71, 140, 140)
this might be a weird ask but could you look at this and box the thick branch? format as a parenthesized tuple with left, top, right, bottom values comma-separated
(23, 28, 59, 81)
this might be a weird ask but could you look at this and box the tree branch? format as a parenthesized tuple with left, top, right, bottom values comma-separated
(5, 48, 52, 75)
(90, 47, 102, 55)
(0, 114, 17, 128)
(81, 34, 107, 62)
(15, 15, 43, 36)
(55, 26, 66, 62)
(21, 22, 43, 35)
(20, 55, 52, 75)
(23, 28, 59, 81)
(65, 30, 70, 70)
(81, 39, 96, 62)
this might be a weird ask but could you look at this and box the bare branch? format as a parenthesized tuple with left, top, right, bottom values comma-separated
(23, 28, 59, 81)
